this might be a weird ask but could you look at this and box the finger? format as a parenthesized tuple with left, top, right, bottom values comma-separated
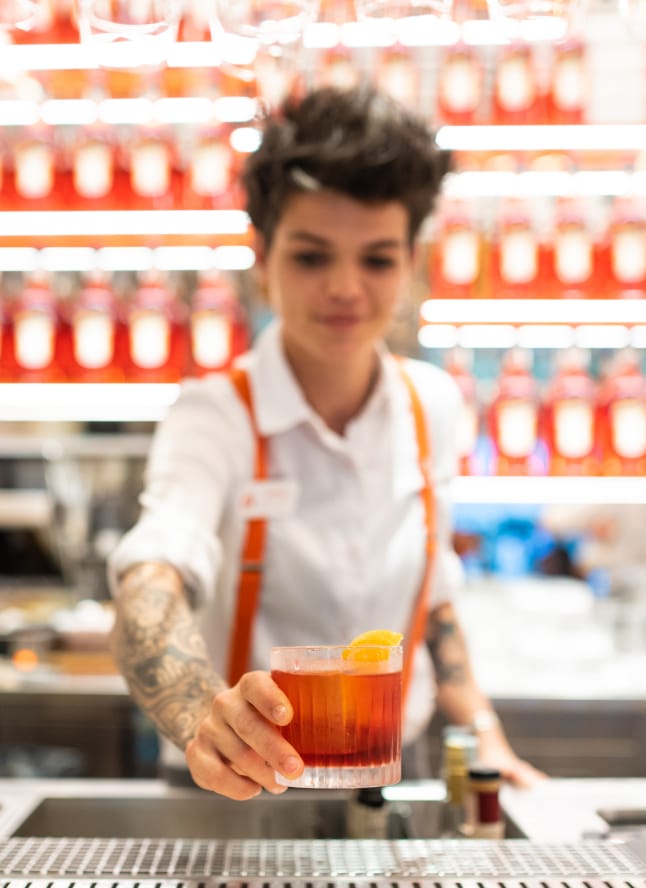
(185, 734, 263, 801)
(224, 696, 303, 783)
(239, 670, 294, 726)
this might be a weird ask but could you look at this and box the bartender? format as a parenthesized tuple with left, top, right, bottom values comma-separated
(108, 85, 545, 800)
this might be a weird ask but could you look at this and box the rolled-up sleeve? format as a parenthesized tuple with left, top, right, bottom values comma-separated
(108, 375, 251, 607)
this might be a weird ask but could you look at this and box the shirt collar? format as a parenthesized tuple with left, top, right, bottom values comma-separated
(241, 319, 399, 437)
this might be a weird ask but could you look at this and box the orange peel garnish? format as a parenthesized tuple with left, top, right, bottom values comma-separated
(342, 629, 404, 662)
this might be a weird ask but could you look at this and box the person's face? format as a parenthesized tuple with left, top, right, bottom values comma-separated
(256, 189, 415, 368)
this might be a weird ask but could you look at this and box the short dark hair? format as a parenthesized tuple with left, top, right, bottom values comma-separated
(242, 85, 451, 247)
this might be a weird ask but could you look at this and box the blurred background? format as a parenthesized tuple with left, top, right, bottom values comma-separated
(0, 0, 645, 783)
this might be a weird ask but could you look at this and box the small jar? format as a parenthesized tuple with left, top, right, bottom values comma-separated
(466, 764, 504, 839)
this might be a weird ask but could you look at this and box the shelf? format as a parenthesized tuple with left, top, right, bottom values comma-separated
(0, 383, 179, 422)
(0, 433, 152, 458)
(0, 245, 255, 272)
(453, 476, 646, 504)
(0, 210, 249, 238)
(421, 299, 646, 326)
(418, 323, 645, 350)
(436, 125, 646, 153)
(442, 170, 646, 198)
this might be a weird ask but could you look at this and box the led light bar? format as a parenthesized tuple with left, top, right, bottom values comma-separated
(0, 244, 256, 271)
(0, 383, 180, 422)
(453, 475, 646, 504)
(436, 124, 646, 152)
(0, 210, 249, 237)
(441, 170, 638, 198)
(420, 299, 646, 325)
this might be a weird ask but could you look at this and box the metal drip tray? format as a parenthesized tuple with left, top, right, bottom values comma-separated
(0, 837, 645, 882)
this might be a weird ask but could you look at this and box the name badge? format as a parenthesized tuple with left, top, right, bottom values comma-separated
(238, 479, 299, 519)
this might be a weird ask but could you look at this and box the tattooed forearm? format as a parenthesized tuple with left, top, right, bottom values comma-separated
(111, 562, 226, 750)
(426, 603, 468, 686)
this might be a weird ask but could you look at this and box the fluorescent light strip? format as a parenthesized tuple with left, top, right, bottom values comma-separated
(453, 475, 646, 504)
(420, 299, 646, 325)
(40, 98, 98, 126)
(574, 325, 631, 349)
(515, 325, 575, 348)
(0, 247, 39, 271)
(96, 247, 154, 271)
(213, 245, 256, 270)
(630, 325, 646, 347)
(0, 99, 39, 126)
(38, 247, 97, 272)
(418, 324, 459, 349)
(213, 96, 257, 123)
(0, 383, 179, 422)
(442, 170, 637, 198)
(436, 124, 646, 152)
(0, 210, 249, 237)
(458, 324, 517, 348)
(98, 98, 155, 125)
(153, 246, 214, 270)
(153, 97, 213, 125)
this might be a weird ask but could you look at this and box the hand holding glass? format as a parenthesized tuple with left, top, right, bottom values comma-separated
(270, 643, 402, 789)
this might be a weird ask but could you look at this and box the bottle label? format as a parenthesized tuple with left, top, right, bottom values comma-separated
(74, 142, 113, 199)
(15, 143, 54, 199)
(440, 55, 479, 113)
(441, 229, 479, 285)
(191, 312, 230, 368)
(15, 312, 54, 369)
(130, 311, 170, 368)
(323, 56, 359, 90)
(131, 142, 170, 197)
(554, 400, 594, 458)
(496, 55, 535, 112)
(611, 399, 646, 458)
(553, 54, 585, 112)
(500, 229, 538, 284)
(554, 228, 592, 283)
(378, 56, 417, 106)
(497, 401, 537, 457)
(74, 311, 114, 368)
(190, 142, 231, 196)
(611, 228, 646, 283)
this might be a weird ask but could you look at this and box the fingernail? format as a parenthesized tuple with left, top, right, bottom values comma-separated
(282, 756, 302, 776)
(273, 704, 288, 723)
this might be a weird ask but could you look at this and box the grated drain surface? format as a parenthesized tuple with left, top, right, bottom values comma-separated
(0, 839, 645, 882)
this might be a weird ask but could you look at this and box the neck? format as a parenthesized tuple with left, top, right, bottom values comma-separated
(284, 343, 380, 435)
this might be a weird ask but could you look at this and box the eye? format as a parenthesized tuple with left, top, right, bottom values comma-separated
(292, 251, 330, 268)
(364, 255, 396, 270)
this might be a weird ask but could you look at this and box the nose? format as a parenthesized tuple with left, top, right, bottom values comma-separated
(326, 259, 363, 301)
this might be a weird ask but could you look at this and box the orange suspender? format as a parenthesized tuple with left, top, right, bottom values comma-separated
(226, 361, 436, 702)
(226, 367, 270, 688)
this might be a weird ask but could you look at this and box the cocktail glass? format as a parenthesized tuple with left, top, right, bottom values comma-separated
(270, 643, 402, 789)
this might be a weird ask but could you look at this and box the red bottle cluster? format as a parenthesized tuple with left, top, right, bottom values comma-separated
(0, 124, 243, 212)
(429, 198, 646, 300)
(441, 347, 646, 477)
(0, 270, 249, 383)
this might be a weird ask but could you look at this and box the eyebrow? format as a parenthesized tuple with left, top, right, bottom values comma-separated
(287, 231, 405, 250)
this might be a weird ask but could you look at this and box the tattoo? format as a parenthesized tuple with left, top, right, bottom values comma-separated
(427, 607, 468, 687)
(111, 562, 226, 750)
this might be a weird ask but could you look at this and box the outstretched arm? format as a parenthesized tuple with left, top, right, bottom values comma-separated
(111, 561, 303, 798)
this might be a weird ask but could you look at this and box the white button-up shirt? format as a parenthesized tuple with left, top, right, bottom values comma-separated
(109, 320, 463, 765)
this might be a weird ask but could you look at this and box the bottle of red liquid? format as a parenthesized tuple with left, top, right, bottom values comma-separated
(490, 201, 549, 299)
(182, 126, 239, 210)
(429, 200, 483, 299)
(0, 285, 13, 381)
(60, 272, 126, 382)
(492, 43, 545, 125)
(124, 272, 188, 382)
(375, 44, 420, 110)
(598, 199, 646, 299)
(540, 348, 599, 476)
(69, 125, 118, 210)
(487, 348, 542, 475)
(548, 39, 587, 125)
(126, 126, 180, 210)
(252, 46, 305, 110)
(548, 200, 598, 299)
(188, 272, 249, 377)
(596, 349, 646, 476)
(444, 348, 479, 475)
(10, 125, 59, 209)
(436, 44, 483, 126)
(7, 271, 65, 382)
